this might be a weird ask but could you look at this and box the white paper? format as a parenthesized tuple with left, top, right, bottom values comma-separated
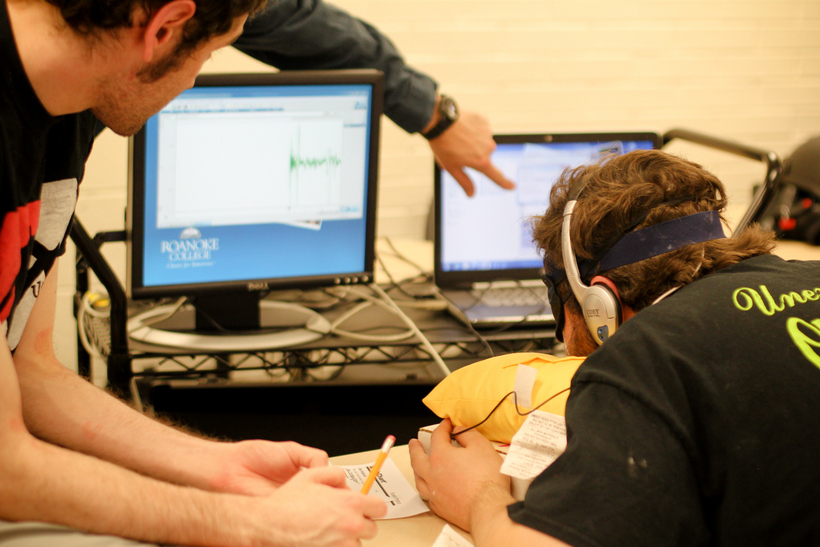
(513, 364, 538, 409)
(432, 524, 475, 547)
(500, 410, 567, 480)
(339, 457, 430, 519)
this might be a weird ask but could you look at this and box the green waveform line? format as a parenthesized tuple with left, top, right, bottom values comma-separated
(289, 151, 342, 172)
(290, 124, 342, 173)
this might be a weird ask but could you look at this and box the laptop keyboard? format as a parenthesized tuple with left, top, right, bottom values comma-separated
(471, 286, 548, 307)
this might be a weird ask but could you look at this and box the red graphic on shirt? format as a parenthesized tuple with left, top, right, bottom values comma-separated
(0, 201, 41, 323)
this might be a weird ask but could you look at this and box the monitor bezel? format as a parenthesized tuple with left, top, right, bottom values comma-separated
(126, 70, 383, 301)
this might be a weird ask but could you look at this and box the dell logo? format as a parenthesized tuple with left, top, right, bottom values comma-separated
(247, 282, 269, 291)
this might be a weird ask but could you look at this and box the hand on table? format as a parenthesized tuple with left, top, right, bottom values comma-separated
(408, 419, 512, 532)
(429, 112, 515, 197)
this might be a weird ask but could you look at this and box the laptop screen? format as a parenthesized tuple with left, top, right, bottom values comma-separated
(434, 132, 661, 287)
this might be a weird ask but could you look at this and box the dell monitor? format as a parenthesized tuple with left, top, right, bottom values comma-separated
(126, 70, 383, 347)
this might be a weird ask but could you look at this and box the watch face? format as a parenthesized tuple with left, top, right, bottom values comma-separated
(441, 97, 458, 120)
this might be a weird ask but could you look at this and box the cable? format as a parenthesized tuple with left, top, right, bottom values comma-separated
(375, 253, 432, 301)
(368, 283, 451, 378)
(130, 376, 144, 413)
(451, 387, 571, 439)
(428, 284, 495, 357)
(78, 292, 108, 359)
(81, 291, 111, 318)
(129, 296, 188, 331)
(375, 237, 438, 304)
(325, 286, 417, 342)
(387, 297, 449, 311)
(381, 236, 429, 275)
(327, 298, 416, 342)
(127, 300, 331, 352)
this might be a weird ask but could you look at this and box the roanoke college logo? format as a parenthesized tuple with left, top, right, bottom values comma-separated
(160, 227, 219, 262)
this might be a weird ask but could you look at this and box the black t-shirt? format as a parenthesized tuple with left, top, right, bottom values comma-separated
(0, 0, 100, 349)
(508, 254, 820, 546)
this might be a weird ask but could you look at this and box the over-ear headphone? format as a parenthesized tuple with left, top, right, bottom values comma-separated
(550, 179, 728, 345)
(561, 180, 622, 345)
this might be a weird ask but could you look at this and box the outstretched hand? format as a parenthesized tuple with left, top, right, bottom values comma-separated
(408, 419, 512, 532)
(208, 439, 331, 496)
(429, 112, 515, 197)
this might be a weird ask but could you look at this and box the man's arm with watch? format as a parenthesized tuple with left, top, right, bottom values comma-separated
(235, 1, 514, 197)
(422, 94, 515, 196)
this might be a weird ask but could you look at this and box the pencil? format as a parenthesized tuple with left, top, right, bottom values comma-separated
(361, 435, 396, 494)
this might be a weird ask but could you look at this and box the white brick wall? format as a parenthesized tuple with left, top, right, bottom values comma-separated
(57, 0, 820, 373)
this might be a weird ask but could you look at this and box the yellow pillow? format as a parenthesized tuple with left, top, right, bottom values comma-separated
(423, 352, 585, 444)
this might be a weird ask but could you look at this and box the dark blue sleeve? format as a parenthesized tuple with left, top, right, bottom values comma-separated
(234, 0, 438, 133)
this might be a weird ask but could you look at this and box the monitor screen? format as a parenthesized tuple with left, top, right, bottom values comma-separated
(127, 71, 383, 304)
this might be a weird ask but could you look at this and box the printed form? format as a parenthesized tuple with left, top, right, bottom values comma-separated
(501, 409, 567, 480)
(339, 458, 429, 519)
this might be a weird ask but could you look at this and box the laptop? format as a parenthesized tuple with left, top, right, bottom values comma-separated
(434, 131, 662, 329)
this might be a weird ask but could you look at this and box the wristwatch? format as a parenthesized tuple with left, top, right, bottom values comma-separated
(421, 95, 459, 140)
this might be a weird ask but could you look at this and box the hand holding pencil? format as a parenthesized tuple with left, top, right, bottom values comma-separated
(361, 435, 396, 494)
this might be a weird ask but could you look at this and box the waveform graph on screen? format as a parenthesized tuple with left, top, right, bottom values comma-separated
(289, 120, 344, 210)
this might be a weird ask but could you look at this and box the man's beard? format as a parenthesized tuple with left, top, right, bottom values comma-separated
(136, 47, 188, 83)
(565, 314, 601, 357)
(91, 51, 188, 137)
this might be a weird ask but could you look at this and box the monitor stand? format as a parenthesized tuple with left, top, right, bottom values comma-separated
(127, 295, 331, 352)
(193, 292, 263, 331)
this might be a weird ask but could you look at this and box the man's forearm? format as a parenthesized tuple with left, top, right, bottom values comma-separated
(466, 484, 569, 547)
(0, 427, 255, 546)
(15, 354, 225, 491)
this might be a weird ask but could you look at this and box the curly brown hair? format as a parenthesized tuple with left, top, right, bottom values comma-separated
(532, 149, 776, 311)
(46, 0, 269, 53)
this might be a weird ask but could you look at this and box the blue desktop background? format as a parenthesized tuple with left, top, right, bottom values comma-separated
(137, 84, 373, 289)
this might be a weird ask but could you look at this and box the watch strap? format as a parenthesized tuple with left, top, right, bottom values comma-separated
(422, 95, 458, 140)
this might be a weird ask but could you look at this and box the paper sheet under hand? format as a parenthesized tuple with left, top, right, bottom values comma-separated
(500, 409, 567, 481)
(339, 457, 430, 519)
(432, 524, 475, 547)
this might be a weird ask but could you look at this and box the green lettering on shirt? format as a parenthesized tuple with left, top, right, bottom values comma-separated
(786, 317, 820, 370)
(733, 286, 820, 316)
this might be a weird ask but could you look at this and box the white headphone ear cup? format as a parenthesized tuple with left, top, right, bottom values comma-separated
(581, 284, 621, 344)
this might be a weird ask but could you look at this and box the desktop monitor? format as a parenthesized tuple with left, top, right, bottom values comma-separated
(126, 70, 383, 342)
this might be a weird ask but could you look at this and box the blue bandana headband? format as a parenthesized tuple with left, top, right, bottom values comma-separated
(543, 210, 726, 284)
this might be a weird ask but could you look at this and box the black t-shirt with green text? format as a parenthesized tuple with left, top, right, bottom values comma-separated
(509, 254, 820, 547)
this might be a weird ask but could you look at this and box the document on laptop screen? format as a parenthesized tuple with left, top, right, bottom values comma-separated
(439, 141, 632, 273)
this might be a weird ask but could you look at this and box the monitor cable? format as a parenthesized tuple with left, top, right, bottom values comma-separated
(368, 283, 451, 378)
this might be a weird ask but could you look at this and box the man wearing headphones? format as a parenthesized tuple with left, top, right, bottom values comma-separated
(410, 149, 820, 546)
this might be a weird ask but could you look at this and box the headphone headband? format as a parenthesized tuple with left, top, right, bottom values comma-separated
(544, 210, 726, 284)
(551, 189, 726, 346)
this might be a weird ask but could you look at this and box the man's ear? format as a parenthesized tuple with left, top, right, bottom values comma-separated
(140, 0, 197, 63)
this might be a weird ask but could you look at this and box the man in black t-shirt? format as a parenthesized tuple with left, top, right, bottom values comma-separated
(410, 150, 820, 546)
(0, 1, 386, 545)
